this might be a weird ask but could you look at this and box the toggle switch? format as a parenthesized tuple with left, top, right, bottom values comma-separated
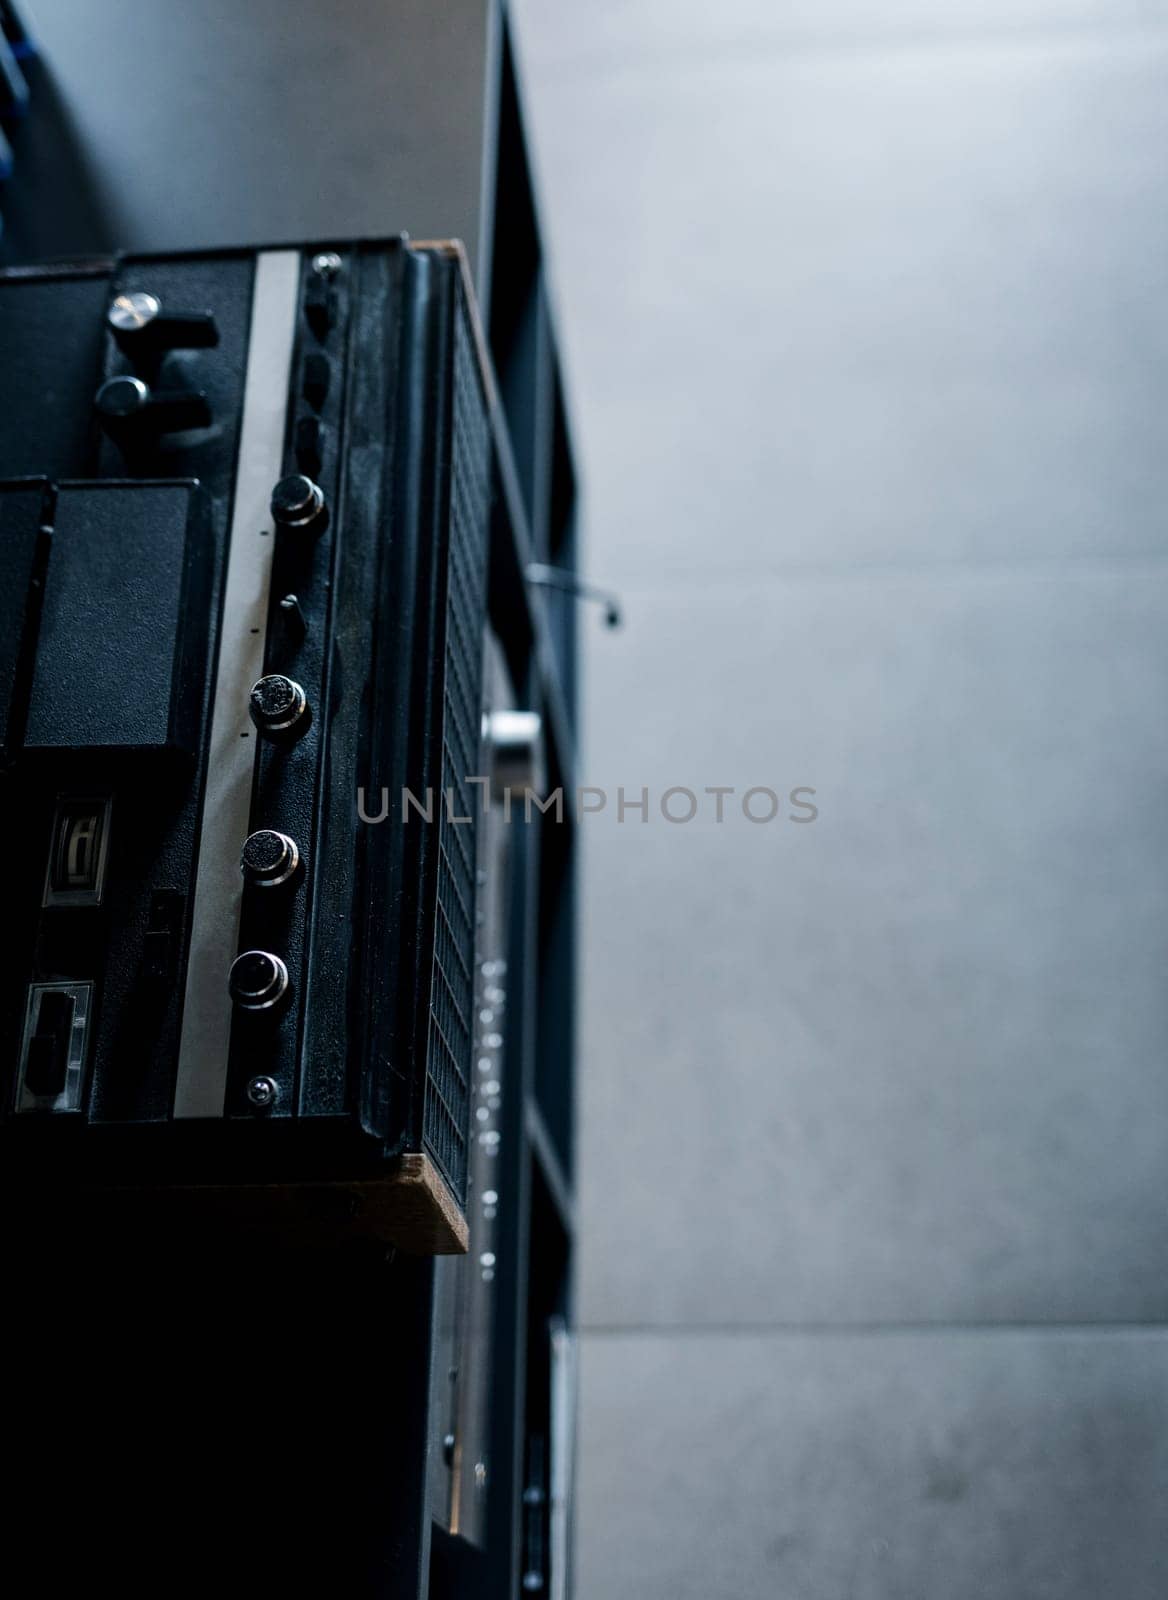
(95, 374, 212, 441)
(278, 594, 307, 645)
(304, 257, 340, 339)
(107, 292, 219, 356)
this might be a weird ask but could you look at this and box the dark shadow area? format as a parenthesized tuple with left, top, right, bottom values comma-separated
(1, 57, 122, 265)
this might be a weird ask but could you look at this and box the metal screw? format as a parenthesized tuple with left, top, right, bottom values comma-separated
(246, 1074, 278, 1110)
(311, 251, 343, 280)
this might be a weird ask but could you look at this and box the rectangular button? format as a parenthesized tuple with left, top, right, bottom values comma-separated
(42, 796, 111, 907)
(17, 981, 93, 1112)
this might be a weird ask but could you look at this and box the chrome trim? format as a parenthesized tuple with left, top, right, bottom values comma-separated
(173, 249, 301, 1118)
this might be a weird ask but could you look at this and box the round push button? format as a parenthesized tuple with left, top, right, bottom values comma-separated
(248, 675, 309, 740)
(240, 829, 301, 889)
(228, 950, 290, 1013)
(270, 473, 327, 535)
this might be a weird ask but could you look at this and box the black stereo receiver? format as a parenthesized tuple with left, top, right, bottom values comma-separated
(0, 239, 508, 1252)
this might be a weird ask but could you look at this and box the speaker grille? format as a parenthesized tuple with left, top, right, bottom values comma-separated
(423, 306, 489, 1203)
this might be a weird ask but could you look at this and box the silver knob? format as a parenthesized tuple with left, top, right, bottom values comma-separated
(482, 709, 545, 801)
(108, 291, 161, 333)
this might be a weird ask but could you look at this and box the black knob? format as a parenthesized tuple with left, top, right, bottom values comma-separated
(107, 291, 219, 355)
(228, 950, 290, 1013)
(270, 473, 327, 536)
(95, 374, 212, 439)
(248, 675, 310, 740)
(240, 829, 301, 889)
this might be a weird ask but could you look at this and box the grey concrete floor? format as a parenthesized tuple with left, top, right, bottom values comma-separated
(510, 3, 1168, 1595)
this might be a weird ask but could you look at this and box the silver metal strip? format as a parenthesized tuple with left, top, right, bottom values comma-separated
(548, 1317, 577, 1600)
(173, 249, 301, 1118)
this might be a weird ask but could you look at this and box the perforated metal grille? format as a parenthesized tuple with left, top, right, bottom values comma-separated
(423, 305, 489, 1203)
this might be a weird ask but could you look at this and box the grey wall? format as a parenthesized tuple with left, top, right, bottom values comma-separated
(7, 1, 1167, 1592)
(509, 3, 1168, 1596)
(3, 0, 491, 265)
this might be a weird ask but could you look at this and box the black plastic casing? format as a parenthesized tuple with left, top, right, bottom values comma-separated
(0, 240, 490, 1213)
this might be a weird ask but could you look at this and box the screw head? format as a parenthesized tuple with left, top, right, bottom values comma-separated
(108, 291, 161, 332)
(246, 1074, 279, 1110)
(311, 251, 343, 279)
